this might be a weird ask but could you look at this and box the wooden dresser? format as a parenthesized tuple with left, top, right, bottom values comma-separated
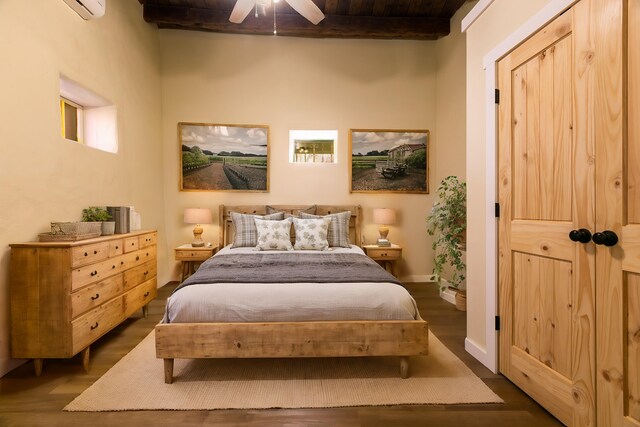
(10, 230, 158, 375)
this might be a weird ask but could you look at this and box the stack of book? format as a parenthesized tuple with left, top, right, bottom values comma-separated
(376, 238, 391, 247)
(107, 206, 130, 234)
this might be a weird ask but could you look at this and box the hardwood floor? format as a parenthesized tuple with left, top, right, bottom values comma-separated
(0, 282, 562, 427)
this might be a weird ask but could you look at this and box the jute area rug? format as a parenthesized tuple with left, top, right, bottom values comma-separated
(65, 331, 502, 411)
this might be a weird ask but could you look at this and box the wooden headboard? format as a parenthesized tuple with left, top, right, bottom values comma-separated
(219, 205, 362, 248)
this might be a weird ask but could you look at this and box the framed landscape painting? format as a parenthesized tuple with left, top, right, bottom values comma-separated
(179, 123, 269, 192)
(349, 129, 429, 194)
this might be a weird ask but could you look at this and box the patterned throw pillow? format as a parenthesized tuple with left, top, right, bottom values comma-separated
(292, 217, 331, 250)
(299, 211, 351, 248)
(254, 217, 294, 251)
(231, 211, 285, 248)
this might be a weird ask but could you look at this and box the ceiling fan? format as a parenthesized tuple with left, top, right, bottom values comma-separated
(229, 0, 325, 25)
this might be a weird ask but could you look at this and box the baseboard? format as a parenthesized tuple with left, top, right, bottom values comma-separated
(400, 274, 438, 283)
(439, 286, 457, 305)
(465, 337, 498, 374)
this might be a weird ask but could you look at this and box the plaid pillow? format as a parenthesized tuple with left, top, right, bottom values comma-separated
(299, 211, 351, 248)
(231, 211, 285, 248)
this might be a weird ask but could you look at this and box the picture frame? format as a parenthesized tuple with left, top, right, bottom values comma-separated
(179, 123, 269, 192)
(349, 129, 429, 194)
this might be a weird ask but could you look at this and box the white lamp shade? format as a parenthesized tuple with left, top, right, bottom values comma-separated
(373, 208, 396, 225)
(183, 208, 212, 225)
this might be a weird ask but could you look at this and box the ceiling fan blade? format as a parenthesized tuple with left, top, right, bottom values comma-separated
(229, 0, 256, 23)
(284, 0, 325, 25)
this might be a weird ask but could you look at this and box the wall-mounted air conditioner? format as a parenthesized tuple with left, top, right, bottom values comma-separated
(63, 0, 106, 20)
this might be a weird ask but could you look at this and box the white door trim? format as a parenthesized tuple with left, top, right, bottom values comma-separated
(476, 0, 579, 374)
(461, 0, 495, 33)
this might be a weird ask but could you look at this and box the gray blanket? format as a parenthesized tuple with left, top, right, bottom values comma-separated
(173, 252, 402, 295)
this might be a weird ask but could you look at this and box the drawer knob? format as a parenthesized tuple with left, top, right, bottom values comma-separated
(144, 271, 148, 275)
(90, 271, 98, 277)
(116, 245, 119, 250)
(94, 250, 98, 255)
(84, 252, 88, 257)
(90, 322, 99, 330)
(136, 256, 140, 261)
(91, 293, 100, 300)
(131, 242, 135, 246)
(112, 265, 116, 269)
(144, 291, 150, 297)
(146, 252, 149, 256)
(121, 261, 124, 265)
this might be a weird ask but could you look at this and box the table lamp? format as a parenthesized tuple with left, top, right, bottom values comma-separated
(184, 208, 212, 247)
(373, 208, 396, 246)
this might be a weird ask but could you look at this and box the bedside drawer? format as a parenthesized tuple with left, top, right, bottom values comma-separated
(366, 248, 401, 260)
(72, 296, 124, 354)
(123, 277, 157, 318)
(139, 232, 157, 248)
(71, 274, 124, 319)
(123, 260, 157, 291)
(175, 248, 213, 261)
(71, 242, 110, 268)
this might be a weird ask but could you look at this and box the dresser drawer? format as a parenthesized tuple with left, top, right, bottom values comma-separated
(366, 248, 401, 260)
(123, 236, 139, 253)
(71, 253, 128, 291)
(139, 232, 157, 248)
(71, 242, 110, 268)
(108, 239, 124, 257)
(71, 274, 124, 319)
(122, 245, 157, 271)
(123, 260, 157, 291)
(123, 277, 157, 318)
(72, 296, 124, 355)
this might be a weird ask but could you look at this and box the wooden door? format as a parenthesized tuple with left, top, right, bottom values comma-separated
(609, 2, 640, 426)
(497, 1, 623, 425)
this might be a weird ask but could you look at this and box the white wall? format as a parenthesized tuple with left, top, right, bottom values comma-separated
(464, 0, 553, 363)
(0, 0, 165, 376)
(160, 23, 470, 282)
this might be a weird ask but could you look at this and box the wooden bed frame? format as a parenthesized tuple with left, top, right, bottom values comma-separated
(156, 205, 429, 384)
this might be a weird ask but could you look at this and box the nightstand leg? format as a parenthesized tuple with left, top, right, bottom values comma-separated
(181, 262, 187, 282)
(142, 303, 149, 318)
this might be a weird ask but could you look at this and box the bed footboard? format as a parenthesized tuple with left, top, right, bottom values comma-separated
(156, 320, 428, 383)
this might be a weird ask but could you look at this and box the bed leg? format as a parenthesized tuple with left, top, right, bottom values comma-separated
(399, 356, 409, 379)
(164, 358, 174, 384)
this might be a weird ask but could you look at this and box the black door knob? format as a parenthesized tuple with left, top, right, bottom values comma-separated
(569, 229, 592, 244)
(592, 230, 618, 247)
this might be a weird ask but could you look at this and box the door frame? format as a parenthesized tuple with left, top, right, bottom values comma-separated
(467, 0, 579, 373)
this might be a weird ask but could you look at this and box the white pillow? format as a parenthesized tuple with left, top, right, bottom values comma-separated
(254, 217, 293, 251)
(293, 217, 331, 250)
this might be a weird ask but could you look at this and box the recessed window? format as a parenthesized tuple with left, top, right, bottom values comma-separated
(59, 75, 118, 154)
(289, 130, 338, 164)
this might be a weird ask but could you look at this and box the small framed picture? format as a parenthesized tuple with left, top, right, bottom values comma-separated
(349, 129, 429, 194)
(179, 123, 269, 192)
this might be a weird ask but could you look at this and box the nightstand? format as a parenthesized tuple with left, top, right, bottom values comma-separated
(363, 244, 402, 277)
(175, 244, 218, 281)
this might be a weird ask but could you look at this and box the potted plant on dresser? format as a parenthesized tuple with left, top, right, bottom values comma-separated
(426, 176, 467, 310)
(82, 206, 115, 235)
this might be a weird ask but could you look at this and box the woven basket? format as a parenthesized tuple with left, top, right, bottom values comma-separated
(455, 291, 467, 312)
(50, 222, 102, 236)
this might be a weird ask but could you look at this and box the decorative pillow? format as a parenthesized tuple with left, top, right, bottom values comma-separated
(254, 217, 294, 251)
(231, 211, 285, 248)
(299, 211, 351, 248)
(292, 217, 331, 250)
(266, 205, 317, 217)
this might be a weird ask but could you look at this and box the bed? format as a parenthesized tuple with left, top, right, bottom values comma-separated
(156, 205, 429, 384)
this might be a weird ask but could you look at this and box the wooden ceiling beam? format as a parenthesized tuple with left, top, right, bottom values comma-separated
(143, 4, 450, 39)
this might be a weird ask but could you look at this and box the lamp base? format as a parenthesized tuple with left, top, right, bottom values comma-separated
(191, 224, 205, 247)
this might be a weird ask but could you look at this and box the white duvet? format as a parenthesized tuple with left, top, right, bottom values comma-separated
(163, 245, 420, 323)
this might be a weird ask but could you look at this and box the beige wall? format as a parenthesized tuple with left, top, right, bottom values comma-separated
(465, 0, 553, 353)
(0, 1, 165, 376)
(160, 15, 470, 283)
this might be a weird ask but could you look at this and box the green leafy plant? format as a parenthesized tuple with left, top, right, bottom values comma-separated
(82, 206, 111, 222)
(426, 176, 466, 289)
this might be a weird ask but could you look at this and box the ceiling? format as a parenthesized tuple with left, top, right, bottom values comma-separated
(139, 0, 470, 40)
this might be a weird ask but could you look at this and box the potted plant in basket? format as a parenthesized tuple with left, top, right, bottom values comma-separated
(426, 176, 467, 310)
(82, 206, 115, 235)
